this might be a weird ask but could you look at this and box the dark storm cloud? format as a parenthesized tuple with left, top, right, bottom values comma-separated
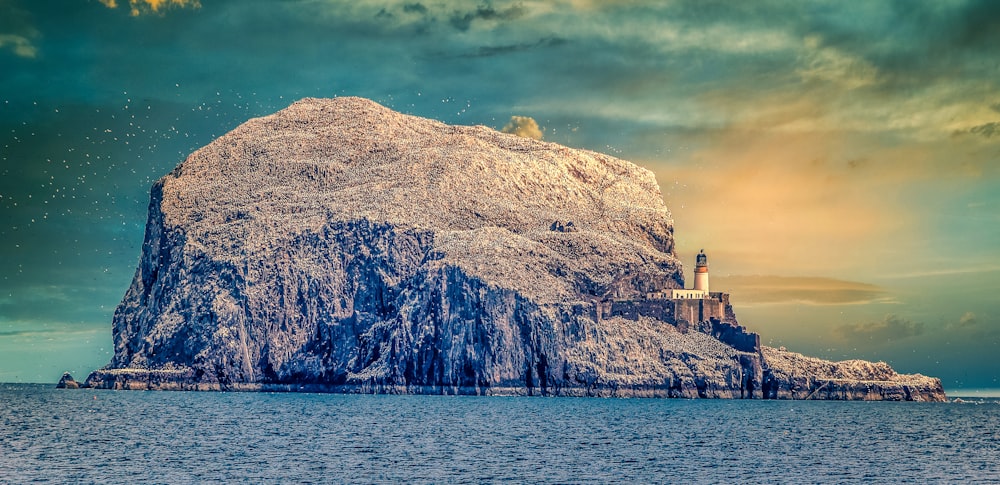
(834, 314, 925, 342)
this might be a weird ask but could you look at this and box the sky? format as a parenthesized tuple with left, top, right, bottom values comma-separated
(1, 0, 998, 391)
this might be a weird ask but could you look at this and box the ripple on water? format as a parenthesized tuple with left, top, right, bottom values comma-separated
(1, 385, 998, 483)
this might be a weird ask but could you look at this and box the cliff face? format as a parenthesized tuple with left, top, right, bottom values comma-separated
(760, 347, 944, 401)
(85, 97, 944, 401)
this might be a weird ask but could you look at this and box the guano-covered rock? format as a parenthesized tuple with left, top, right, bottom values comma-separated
(84, 97, 945, 401)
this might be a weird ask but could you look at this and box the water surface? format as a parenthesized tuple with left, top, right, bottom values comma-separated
(1, 384, 997, 483)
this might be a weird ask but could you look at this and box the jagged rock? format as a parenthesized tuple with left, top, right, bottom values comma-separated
(84, 97, 945, 401)
(56, 372, 80, 389)
(760, 346, 945, 401)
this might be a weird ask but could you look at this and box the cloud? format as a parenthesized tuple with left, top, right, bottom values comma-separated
(941, 311, 1000, 338)
(834, 314, 925, 342)
(647, 124, 929, 275)
(510, 1, 997, 144)
(501, 115, 543, 140)
(403, 3, 428, 15)
(363, 2, 530, 35)
(953, 122, 1000, 139)
(0, 0, 38, 58)
(0, 33, 35, 58)
(958, 311, 978, 328)
(884, 264, 1000, 279)
(715, 275, 892, 306)
(797, 35, 878, 89)
(0, 328, 57, 337)
(99, 0, 201, 16)
(449, 4, 526, 31)
(461, 37, 567, 58)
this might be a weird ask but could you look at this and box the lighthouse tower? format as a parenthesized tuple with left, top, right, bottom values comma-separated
(693, 249, 709, 293)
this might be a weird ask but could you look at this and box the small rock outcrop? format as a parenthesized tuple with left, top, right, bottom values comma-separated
(84, 97, 944, 401)
(56, 372, 80, 389)
(761, 347, 944, 401)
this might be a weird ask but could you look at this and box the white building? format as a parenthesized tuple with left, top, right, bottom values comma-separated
(667, 249, 710, 300)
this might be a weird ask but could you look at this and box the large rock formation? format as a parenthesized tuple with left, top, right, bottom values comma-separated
(84, 97, 944, 401)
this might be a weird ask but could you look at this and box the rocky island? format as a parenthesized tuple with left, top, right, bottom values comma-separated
(82, 97, 944, 401)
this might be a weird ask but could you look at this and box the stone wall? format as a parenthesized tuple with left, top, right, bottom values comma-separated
(673, 298, 727, 327)
(602, 299, 675, 325)
(708, 318, 760, 353)
(596, 293, 759, 353)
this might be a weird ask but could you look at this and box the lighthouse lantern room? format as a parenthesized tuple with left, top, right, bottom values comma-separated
(694, 249, 709, 293)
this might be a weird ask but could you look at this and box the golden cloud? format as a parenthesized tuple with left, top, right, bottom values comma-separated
(99, 0, 201, 16)
(656, 126, 917, 275)
(714, 275, 892, 306)
(501, 115, 543, 140)
(648, 82, 998, 277)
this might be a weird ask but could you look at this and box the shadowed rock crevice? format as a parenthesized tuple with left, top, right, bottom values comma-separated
(83, 97, 944, 401)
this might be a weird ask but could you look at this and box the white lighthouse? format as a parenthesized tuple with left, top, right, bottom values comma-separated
(693, 249, 709, 293)
(665, 250, 712, 300)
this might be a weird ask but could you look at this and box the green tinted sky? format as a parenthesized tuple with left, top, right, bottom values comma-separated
(1, 0, 998, 390)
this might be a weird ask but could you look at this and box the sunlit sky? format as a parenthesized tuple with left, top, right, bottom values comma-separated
(1, 0, 998, 390)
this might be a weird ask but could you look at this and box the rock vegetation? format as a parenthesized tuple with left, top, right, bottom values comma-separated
(81, 97, 945, 401)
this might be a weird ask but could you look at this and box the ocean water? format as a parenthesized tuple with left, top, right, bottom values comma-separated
(1, 384, 997, 484)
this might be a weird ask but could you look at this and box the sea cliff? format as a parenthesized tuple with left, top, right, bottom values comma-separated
(84, 97, 944, 401)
